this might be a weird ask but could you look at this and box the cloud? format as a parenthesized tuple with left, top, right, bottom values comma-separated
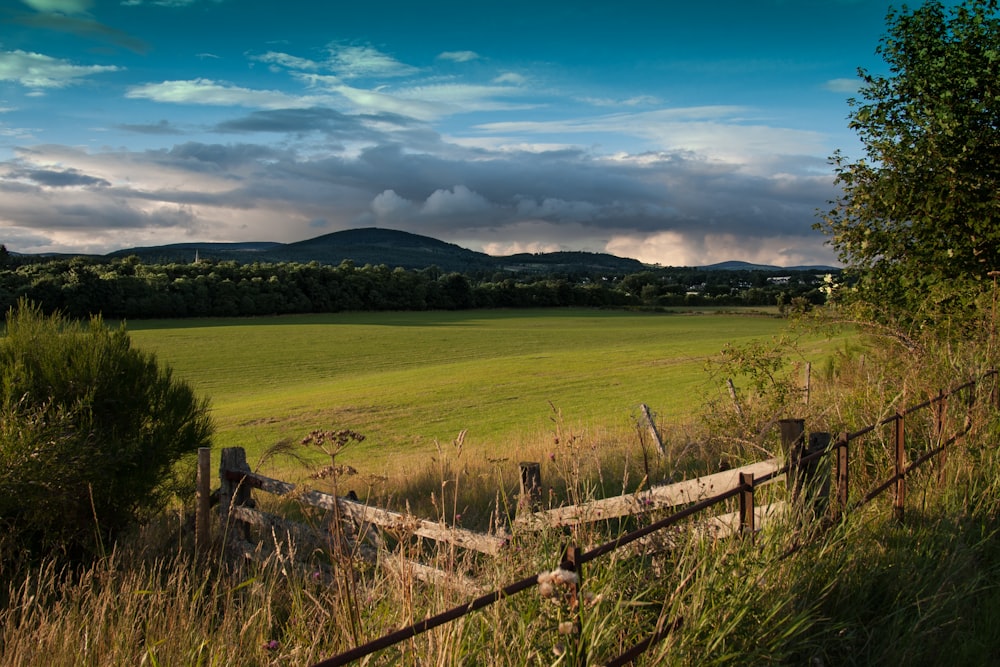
(325, 44, 420, 79)
(13, 11, 149, 53)
(20, 0, 92, 14)
(10, 167, 110, 188)
(492, 72, 526, 85)
(824, 77, 860, 93)
(253, 51, 324, 71)
(125, 78, 330, 109)
(0, 50, 120, 88)
(117, 120, 184, 135)
(437, 51, 480, 63)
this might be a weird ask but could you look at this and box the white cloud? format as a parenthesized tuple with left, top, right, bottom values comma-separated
(125, 78, 330, 109)
(20, 0, 92, 14)
(475, 106, 828, 167)
(824, 77, 860, 93)
(325, 44, 419, 79)
(437, 51, 480, 63)
(253, 51, 323, 71)
(0, 50, 120, 88)
(493, 72, 526, 85)
(422, 185, 493, 217)
(371, 189, 416, 219)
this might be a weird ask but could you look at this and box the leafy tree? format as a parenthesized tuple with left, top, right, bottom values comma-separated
(0, 301, 213, 564)
(816, 0, 1000, 336)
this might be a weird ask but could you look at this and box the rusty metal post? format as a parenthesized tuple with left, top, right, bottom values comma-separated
(894, 413, 906, 522)
(936, 389, 949, 486)
(559, 542, 585, 666)
(835, 433, 849, 519)
(739, 472, 755, 537)
(196, 447, 211, 554)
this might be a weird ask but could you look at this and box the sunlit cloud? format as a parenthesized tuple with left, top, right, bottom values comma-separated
(0, 50, 120, 88)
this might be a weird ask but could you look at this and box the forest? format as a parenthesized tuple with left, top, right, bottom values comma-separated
(0, 249, 828, 319)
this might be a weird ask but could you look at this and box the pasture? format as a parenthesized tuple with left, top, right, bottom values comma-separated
(126, 308, 845, 475)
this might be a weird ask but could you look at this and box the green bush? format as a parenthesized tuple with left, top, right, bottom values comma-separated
(0, 300, 212, 564)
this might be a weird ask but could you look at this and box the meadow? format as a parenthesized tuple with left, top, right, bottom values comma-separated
(125, 308, 844, 477)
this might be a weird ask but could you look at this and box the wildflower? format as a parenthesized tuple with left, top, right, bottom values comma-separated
(549, 452, 556, 461)
(312, 571, 322, 581)
(454, 513, 462, 523)
(265, 640, 279, 651)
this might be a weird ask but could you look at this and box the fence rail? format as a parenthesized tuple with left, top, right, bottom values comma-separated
(205, 368, 998, 666)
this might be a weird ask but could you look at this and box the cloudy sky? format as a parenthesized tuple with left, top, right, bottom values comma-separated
(0, 0, 905, 266)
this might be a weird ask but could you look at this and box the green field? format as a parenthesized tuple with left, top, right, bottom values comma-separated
(125, 308, 842, 472)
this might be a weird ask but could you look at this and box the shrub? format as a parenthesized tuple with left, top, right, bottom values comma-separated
(0, 300, 212, 565)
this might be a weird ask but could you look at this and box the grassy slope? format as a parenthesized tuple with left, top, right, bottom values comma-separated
(126, 309, 845, 475)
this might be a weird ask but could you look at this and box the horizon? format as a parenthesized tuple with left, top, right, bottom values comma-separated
(1, 0, 907, 267)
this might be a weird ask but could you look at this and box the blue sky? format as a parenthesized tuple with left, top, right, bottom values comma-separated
(0, 0, 905, 266)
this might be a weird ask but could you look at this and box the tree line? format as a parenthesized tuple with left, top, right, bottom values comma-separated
(0, 252, 827, 319)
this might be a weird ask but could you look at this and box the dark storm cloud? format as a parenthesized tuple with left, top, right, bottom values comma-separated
(213, 107, 417, 136)
(12, 12, 149, 54)
(117, 120, 184, 135)
(17, 167, 111, 188)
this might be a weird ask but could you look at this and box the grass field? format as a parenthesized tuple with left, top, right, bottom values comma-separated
(125, 308, 845, 475)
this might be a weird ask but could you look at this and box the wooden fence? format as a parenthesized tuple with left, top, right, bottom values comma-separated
(198, 368, 998, 666)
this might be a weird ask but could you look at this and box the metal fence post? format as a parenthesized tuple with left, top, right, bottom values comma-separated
(894, 413, 906, 522)
(739, 472, 755, 537)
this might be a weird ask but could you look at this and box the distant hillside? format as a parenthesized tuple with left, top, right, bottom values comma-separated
(106, 227, 646, 273)
(699, 260, 840, 272)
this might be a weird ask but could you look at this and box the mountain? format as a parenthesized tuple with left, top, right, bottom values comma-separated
(699, 260, 840, 272)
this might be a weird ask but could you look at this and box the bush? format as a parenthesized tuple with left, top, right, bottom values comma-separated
(0, 300, 212, 565)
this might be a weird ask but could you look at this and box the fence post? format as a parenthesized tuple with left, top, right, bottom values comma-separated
(894, 413, 906, 522)
(519, 462, 542, 514)
(639, 403, 666, 457)
(558, 542, 584, 666)
(779, 418, 806, 501)
(807, 431, 832, 516)
(219, 447, 253, 540)
(739, 472, 755, 537)
(935, 389, 949, 486)
(835, 433, 849, 519)
(196, 447, 211, 554)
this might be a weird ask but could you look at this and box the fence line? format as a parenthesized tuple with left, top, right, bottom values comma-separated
(210, 369, 997, 666)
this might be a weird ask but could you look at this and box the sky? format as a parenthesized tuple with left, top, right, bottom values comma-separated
(0, 0, 909, 267)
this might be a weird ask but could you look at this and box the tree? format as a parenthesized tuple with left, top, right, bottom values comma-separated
(0, 301, 213, 564)
(816, 0, 1000, 336)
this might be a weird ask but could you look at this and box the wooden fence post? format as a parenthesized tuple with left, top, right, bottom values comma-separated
(807, 431, 831, 516)
(779, 418, 806, 500)
(894, 413, 906, 522)
(639, 403, 666, 457)
(739, 472, 755, 537)
(519, 462, 542, 514)
(196, 447, 211, 554)
(835, 433, 849, 519)
(219, 447, 253, 541)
